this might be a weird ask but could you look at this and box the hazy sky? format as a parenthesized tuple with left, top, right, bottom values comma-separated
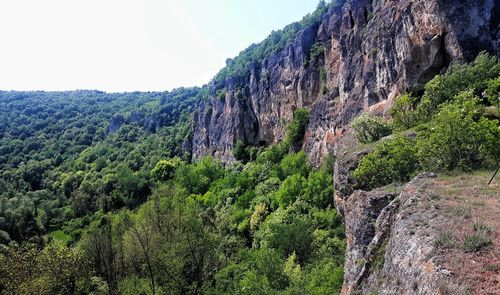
(0, 0, 318, 92)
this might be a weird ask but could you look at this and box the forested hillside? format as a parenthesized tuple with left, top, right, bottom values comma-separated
(0, 88, 202, 243)
(0, 0, 499, 294)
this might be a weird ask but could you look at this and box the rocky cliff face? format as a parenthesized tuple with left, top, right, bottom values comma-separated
(192, 0, 499, 166)
(340, 173, 450, 295)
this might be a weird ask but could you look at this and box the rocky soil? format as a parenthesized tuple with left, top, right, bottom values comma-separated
(338, 171, 499, 295)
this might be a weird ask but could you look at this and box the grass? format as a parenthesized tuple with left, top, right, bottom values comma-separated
(50, 230, 72, 246)
(443, 205, 472, 219)
(484, 264, 499, 272)
(371, 241, 387, 272)
(473, 221, 492, 235)
(435, 231, 456, 249)
(460, 220, 493, 253)
(461, 233, 492, 252)
(461, 232, 492, 253)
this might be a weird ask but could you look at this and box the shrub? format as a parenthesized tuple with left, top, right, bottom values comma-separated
(351, 136, 419, 190)
(310, 42, 325, 61)
(417, 91, 499, 171)
(274, 174, 307, 208)
(352, 113, 392, 143)
(284, 108, 310, 149)
(473, 221, 492, 235)
(304, 169, 334, 209)
(151, 158, 182, 182)
(390, 93, 418, 130)
(216, 90, 226, 101)
(485, 76, 500, 106)
(233, 140, 250, 163)
(416, 52, 500, 121)
(305, 258, 344, 295)
(319, 67, 327, 83)
(280, 151, 310, 179)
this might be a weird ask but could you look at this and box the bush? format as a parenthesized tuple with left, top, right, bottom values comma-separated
(416, 52, 500, 121)
(280, 151, 310, 179)
(434, 231, 456, 249)
(352, 113, 392, 143)
(274, 174, 307, 208)
(284, 108, 310, 149)
(485, 76, 500, 106)
(151, 158, 181, 182)
(417, 91, 499, 171)
(352, 136, 419, 190)
(390, 93, 418, 130)
(309, 42, 325, 61)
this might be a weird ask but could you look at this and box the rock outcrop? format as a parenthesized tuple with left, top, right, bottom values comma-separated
(191, 0, 499, 166)
(341, 173, 453, 294)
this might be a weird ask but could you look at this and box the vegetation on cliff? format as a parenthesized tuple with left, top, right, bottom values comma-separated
(213, 0, 344, 84)
(352, 53, 500, 190)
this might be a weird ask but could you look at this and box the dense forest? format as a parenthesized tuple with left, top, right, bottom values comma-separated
(0, 52, 498, 294)
(0, 88, 203, 244)
(0, 0, 498, 292)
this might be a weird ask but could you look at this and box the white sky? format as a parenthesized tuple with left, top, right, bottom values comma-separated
(0, 0, 318, 92)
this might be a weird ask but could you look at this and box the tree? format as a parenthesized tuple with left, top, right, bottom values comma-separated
(151, 158, 181, 182)
(417, 91, 499, 171)
(285, 108, 310, 150)
(390, 93, 418, 130)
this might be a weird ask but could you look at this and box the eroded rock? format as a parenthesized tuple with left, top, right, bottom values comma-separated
(191, 0, 499, 166)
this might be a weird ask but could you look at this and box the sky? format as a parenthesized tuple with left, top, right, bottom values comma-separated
(0, 0, 319, 92)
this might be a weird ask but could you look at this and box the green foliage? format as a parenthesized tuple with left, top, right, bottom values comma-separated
(485, 76, 500, 106)
(390, 93, 418, 129)
(275, 174, 307, 208)
(416, 52, 500, 121)
(354, 53, 500, 190)
(0, 243, 85, 295)
(175, 157, 224, 195)
(151, 158, 182, 182)
(461, 232, 492, 253)
(352, 113, 392, 143)
(284, 108, 310, 149)
(320, 67, 327, 83)
(435, 231, 456, 249)
(305, 258, 344, 295)
(352, 136, 419, 190)
(0, 88, 203, 242)
(216, 89, 226, 101)
(50, 230, 73, 246)
(417, 91, 499, 171)
(280, 151, 311, 179)
(233, 140, 260, 163)
(214, 1, 333, 83)
(309, 42, 325, 61)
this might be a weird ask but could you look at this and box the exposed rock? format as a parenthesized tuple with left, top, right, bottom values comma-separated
(333, 148, 371, 217)
(340, 173, 461, 295)
(191, 0, 499, 166)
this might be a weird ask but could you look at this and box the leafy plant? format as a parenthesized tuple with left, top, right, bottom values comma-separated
(352, 113, 392, 143)
(284, 108, 310, 149)
(390, 93, 418, 130)
(352, 136, 419, 190)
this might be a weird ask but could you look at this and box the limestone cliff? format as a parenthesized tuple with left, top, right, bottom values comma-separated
(191, 0, 498, 166)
